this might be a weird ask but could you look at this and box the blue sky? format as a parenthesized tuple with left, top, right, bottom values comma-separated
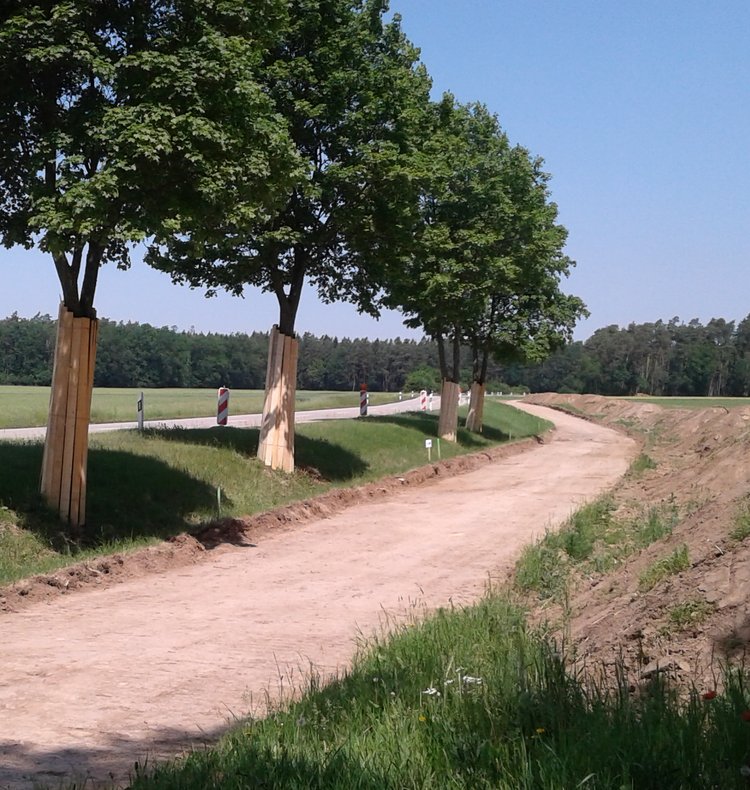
(2, 0, 748, 341)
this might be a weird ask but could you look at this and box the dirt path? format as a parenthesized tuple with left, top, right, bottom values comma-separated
(0, 404, 636, 789)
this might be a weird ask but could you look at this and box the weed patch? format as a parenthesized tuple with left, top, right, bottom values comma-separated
(639, 544, 690, 592)
(629, 452, 657, 476)
(730, 498, 750, 542)
(666, 598, 713, 631)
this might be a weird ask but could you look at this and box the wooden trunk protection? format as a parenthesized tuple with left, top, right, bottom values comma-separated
(465, 382, 486, 433)
(257, 326, 298, 472)
(438, 379, 461, 442)
(40, 304, 98, 527)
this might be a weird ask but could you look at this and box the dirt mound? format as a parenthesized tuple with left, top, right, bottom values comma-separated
(524, 393, 750, 690)
(0, 435, 542, 615)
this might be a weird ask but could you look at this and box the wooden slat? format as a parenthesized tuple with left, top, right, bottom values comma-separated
(283, 337, 299, 472)
(77, 318, 98, 525)
(271, 336, 287, 469)
(58, 318, 83, 521)
(261, 327, 285, 466)
(258, 327, 282, 464)
(42, 306, 75, 507)
(69, 318, 90, 526)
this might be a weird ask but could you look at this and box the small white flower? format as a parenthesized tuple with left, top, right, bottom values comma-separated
(372, 677, 380, 682)
(444, 679, 455, 685)
(422, 687, 441, 696)
(462, 676, 483, 686)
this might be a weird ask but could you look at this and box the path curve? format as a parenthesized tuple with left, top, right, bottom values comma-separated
(0, 404, 636, 789)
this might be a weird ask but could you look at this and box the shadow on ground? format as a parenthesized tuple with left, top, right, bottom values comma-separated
(0, 721, 395, 790)
(144, 426, 369, 482)
(0, 442, 218, 551)
(369, 412, 510, 446)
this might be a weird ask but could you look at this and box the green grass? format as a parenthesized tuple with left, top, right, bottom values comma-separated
(126, 591, 750, 790)
(618, 396, 750, 410)
(730, 498, 750, 542)
(515, 498, 679, 602)
(628, 452, 657, 476)
(638, 544, 691, 592)
(0, 386, 400, 429)
(0, 401, 550, 585)
(666, 598, 714, 631)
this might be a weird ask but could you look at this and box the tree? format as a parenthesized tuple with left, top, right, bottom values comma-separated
(149, 0, 431, 471)
(384, 96, 584, 438)
(0, 0, 298, 527)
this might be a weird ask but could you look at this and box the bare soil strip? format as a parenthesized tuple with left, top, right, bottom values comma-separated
(0, 404, 635, 789)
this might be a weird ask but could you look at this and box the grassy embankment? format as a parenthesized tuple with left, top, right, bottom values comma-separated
(0, 400, 547, 585)
(0, 386, 401, 429)
(127, 423, 750, 789)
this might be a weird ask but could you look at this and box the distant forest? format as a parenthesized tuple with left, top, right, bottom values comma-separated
(2, 313, 750, 397)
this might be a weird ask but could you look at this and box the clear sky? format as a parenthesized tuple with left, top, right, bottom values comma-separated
(2, 0, 748, 341)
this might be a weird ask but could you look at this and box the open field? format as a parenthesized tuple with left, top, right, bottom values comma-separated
(0, 386, 400, 429)
(0, 401, 549, 585)
(617, 395, 750, 409)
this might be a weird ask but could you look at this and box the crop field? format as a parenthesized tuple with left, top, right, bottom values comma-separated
(0, 386, 400, 430)
(617, 396, 750, 409)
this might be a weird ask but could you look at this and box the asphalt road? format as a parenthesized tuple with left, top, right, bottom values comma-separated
(0, 395, 436, 442)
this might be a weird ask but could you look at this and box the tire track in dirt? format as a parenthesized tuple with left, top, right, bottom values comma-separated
(0, 404, 636, 789)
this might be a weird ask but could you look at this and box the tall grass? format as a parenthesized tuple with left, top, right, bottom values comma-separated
(129, 593, 750, 790)
(515, 498, 680, 603)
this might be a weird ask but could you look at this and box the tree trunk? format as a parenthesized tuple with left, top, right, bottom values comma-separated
(465, 381, 486, 433)
(438, 379, 460, 442)
(257, 325, 298, 472)
(40, 303, 98, 528)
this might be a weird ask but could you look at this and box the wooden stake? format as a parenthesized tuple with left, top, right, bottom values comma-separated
(438, 380, 460, 442)
(258, 327, 298, 472)
(466, 382, 486, 433)
(40, 308, 98, 528)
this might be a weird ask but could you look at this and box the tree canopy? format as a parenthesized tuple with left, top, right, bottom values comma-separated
(384, 95, 585, 386)
(0, 0, 299, 315)
(147, 0, 431, 336)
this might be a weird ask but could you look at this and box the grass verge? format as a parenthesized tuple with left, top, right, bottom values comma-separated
(638, 545, 691, 592)
(514, 497, 679, 603)
(128, 592, 750, 790)
(0, 402, 550, 585)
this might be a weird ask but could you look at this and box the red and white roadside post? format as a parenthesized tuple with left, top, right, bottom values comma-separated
(420, 389, 427, 411)
(359, 383, 368, 417)
(217, 386, 229, 426)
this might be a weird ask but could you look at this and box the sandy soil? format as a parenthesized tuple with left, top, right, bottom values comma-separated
(523, 394, 750, 693)
(0, 404, 636, 789)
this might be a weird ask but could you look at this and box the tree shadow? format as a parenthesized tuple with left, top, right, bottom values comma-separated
(0, 722, 394, 790)
(142, 426, 369, 482)
(713, 613, 750, 659)
(369, 412, 511, 448)
(0, 441, 219, 551)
